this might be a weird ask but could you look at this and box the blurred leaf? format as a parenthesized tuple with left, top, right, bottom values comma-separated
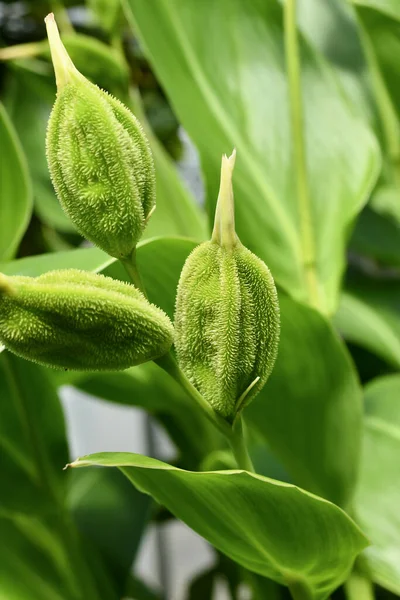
(125, 575, 163, 600)
(0, 101, 33, 260)
(355, 374, 400, 595)
(76, 362, 220, 467)
(187, 568, 215, 600)
(350, 206, 400, 266)
(0, 246, 113, 276)
(3, 69, 75, 233)
(352, 0, 400, 29)
(246, 293, 362, 507)
(71, 453, 368, 600)
(335, 274, 400, 369)
(0, 353, 102, 600)
(125, 0, 380, 314)
(68, 468, 151, 595)
(129, 92, 208, 242)
(88, 0, 121, 35)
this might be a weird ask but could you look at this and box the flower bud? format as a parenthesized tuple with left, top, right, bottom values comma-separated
(45, 13, 155, 259)
(174, 151, 280, 422)
(0, 269, 173, 371)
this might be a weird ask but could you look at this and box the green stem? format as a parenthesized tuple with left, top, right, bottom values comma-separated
(120, 249, 147, 295)
(228, 417, 255, 472)
(345, 572, 375, 600)
(155, 352, 232, 438)
(0, 41, 45, 62)
(50, 0, 75, 34)
(284, 0, 319, 310)
(287, 579, 314, 600)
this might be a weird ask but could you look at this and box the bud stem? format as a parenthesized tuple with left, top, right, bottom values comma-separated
(228, 417, 255, 472)
(44, 13, 77, 88)
(212, 149, 238, 249)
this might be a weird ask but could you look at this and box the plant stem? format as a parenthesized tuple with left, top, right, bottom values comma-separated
(284, 0, 319, 310)
(121, 249, 147, 295)
(287, 579, 314, 600)
(228, 417, 255, 472)
(345, 572, 375, 600)
(155, 352, 232, 438)
(50, 0, 75, 34)
(0, 41, 45, 62)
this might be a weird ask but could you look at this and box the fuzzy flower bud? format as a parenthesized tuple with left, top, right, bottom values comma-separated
(45, 13, 155, 259)
(0, 269, 173, 371)
(174, 151, 280, 422)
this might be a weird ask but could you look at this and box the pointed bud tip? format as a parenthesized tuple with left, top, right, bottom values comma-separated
(212, 149, 238, 248)
(45, 12, 77, 88)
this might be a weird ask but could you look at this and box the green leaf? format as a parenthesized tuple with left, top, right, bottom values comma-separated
(124, 0, 380, 314)
(3, 69, 76, 233)
(355, 374, 400, 594)
(352, 0, 400, 23)
(70, 452, 368, 600)
(246, 293, 362, 507)
(334, 273, 400, 369)
(128, 92, 208, 242)
(0, 246, 113, 277)
(0, 353, 102, 600)
(350, 206, 400, 266)
(68, 468, 151, 594)
(0, 101, 33, 260)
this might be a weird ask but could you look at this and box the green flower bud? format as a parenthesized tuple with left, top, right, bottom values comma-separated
(0, 269, 173, 371)
(174, 151, 280, 422)
(45, 13, 155, 259)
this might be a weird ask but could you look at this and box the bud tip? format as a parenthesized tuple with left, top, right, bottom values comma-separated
(45, 12, 77, 88)
(212, 148, 238, 248)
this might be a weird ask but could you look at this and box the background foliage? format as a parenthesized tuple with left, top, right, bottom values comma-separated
(0, 0, 399, 598)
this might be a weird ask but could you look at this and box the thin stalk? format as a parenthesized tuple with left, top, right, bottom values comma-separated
(284, 0, 319, 309)
(345, 572, 375, 600)
(0, 41, 45, 62)
(50, 0, 75, 34)
(120, 249, 147, 295)
(228, 417, 254, 472)
(155, 352, 232, 438)
(287, 579, 314, 600)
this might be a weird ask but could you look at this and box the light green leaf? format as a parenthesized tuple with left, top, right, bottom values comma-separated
(70, 452, 368, 600)
(0, 101, 33, 260)
(246, 293, 362, 507)
(334, 274, 400, 368)
(355, 374, 400, 594)
(128, 92, 208, 242)
(124, 0, 380, 314)
(0, 246, 113, 277)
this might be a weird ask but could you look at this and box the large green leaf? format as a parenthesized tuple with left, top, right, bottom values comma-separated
(70, 452, 367, 600)
(334, 273, 400, 369)
(0, 101, 33, 260)
(355, 374, 400, 594)
(246, 293, 362, 508)
(350, 206, 400, 267)
(125, 0, 380, 314)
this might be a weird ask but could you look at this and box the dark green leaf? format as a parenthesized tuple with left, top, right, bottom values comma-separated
(0, 101, 33, 260)
(70, 452, 368, 600)
(334, 274, 400, 369)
